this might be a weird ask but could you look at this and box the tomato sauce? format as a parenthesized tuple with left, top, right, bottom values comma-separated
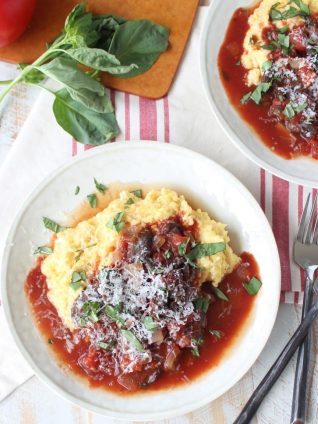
(218, 7, 318, 160)
(25, 252, 258, 394)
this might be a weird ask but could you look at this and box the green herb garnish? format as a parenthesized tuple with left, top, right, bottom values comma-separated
(243, 277, 262, 295)
(105, 304, 125, 326)
(125, 198, 134, 206)
(80, 301, 101, 325)
(194, 297, 210, 313)
(74, 186, 80, 195)
(270, 0, 310, 21)
(70, 271, 86, 290)
(121, 329, 145, 352)
(191, 337, 204, 357)
(106, 211, 125, 232)
(43, 217, 67, 233)
(209, 330, 223, 339)
(164, 249, 172, 259)
(144, 316, 158, 331)
(87, 193, 97, 208)
(94, 177, 107, 194)
(98, 340, 116, 350)
(262, 60, 273, 73)
(131, 189, 142, 198)
(187, 242, 226, 261)
(178, 238, 190, 256)
(34, 246, 53, 256)
(283, 103, 296, 118)
(212, 286, 229, 302)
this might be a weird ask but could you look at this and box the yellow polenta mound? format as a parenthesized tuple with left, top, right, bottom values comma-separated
(242, 0, 318, 86)
(41, 188, 239, 330)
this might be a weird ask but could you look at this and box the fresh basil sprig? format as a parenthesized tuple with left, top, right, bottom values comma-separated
(0, 3, 169, 145)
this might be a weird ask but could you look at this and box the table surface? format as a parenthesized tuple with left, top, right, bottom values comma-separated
(1, 2, 318, 424)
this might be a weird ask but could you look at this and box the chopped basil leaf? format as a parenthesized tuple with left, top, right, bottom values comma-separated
(178, 238, 190, 256)
(98, 340, 116, 350)
(260, 42, 277, 51)
(48, 338, 53, 344)
(262, 60, 273, 73)
(270, 1, 309, 21)
(34, 246, 53, 256)
(43, 217, 68, 233)
(194, 297, 210, 313)
(191, 337, 204, 357)
(144, 316, 158, 331)
(70, 271, 86, 290)
(74, 186, 80, 195)
(277, 33, 290, 54)
(131, 189, 142, 198)
(212, 286, 229, 302)
(294, 102, 308, 113)
(187, 242, 226, 261)
(209, 330, 223, 339)
(80, 301, 101, 325)
(106, 211, 125, 232)
(243, 277, 262, 295)
(105, 304, 125, 326)
(277, 25, 289, 34)
(125, 198, 134, 205)
(283, 103, 295, 118)
(94, 177, 107, 194)
(164, 249, 172, 259)
(240, 92, 252, 104)
(87, 193, 97, 208)
(250, 82, 272, 104)
(121, 329, 145, 352)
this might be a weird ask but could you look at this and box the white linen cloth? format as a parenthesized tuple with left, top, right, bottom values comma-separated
(0, 8, 308, 401)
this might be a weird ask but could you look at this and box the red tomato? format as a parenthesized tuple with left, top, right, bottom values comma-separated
(0, 0, 36, 48)
(289, 27, 307, 53)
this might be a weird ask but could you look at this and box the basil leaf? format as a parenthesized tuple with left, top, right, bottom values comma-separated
(144, 316, 158, 331)
(277, 25, 289, 34)
(262, 60, 273, 73)
(98, 340, 116, 350)
(53, 89, 119, 145)
(243, 277, 262, 295)
(260, 42, 277, 51)
(87, 193, 97, 208)
(194, 298, 210, 313)
(70, 270, 86, 290)
(75, 185, 80, 195)
(283, 103, 295, 118)
(65, 47, 138, 75)
(80, 301, 101, 325)
(240, 92, 252, 104)
(294, 102, 308, 113)
(209, 330, 223, 339)
(191, 337, 204, 357)
(178, 238, 190, 256)
(34, 246, 53, 256)
(121, 329, 145, 352)
(131, 189, 142, 198)
(250, 82, 272, 105)
(105, 305, 125, 326)
(109, 20, 169, 78)
(106, 211, 125, 232)
(94, 177, 107, 194)
(19, 65, 46, 84)
(212, 286, 229, 302)
(125, 198, 134, 206)
(63, 4, 97, 48)
(164, 249, 171, 259)
(187, 242, 226, 261)
(43, 217, 67, 233)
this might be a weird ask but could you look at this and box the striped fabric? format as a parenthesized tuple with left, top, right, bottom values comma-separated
(70, 87, 313, 304)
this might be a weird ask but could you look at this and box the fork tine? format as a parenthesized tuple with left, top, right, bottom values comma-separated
(297, 194, 311, 242)
(304, 192, 318, 244)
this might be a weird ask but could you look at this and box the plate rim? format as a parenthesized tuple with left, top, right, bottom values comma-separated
(199, 0, 318, 188)
(1, 140, 281, 420)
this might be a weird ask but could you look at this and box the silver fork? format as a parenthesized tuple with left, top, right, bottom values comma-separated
(291, 192, 318, 424)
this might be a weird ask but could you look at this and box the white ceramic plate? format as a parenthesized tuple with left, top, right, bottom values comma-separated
(200, 0, 318, 188)
(1, 141, 280, 420)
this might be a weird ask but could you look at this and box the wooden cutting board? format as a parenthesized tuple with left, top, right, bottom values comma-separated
(0, 0, 199, 99)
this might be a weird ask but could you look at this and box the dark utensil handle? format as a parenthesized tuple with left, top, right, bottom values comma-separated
(233, 301, 318, 424)
(290, 275, 313, 424)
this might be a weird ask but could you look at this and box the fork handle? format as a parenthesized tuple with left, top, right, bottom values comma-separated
(233, 300, 318, 424)
(290, 275, 314, 424)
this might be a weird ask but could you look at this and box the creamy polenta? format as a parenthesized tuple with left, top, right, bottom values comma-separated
(242, 0, 318, 85)
(41, 188, 239, 330)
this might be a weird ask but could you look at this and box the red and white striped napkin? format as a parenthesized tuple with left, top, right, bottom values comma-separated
(0, 7, 311, 401)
